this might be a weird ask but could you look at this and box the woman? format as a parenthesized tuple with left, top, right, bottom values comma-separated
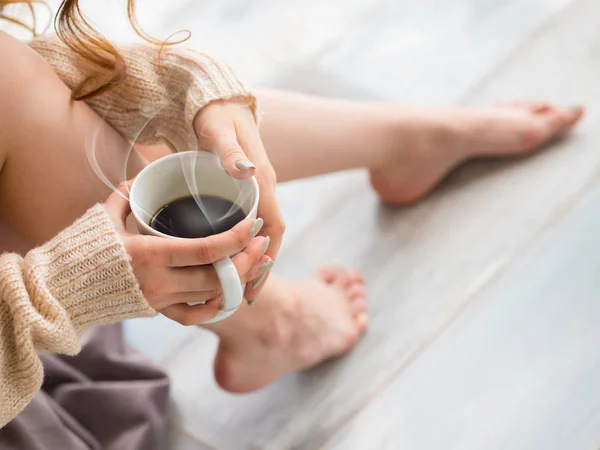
(0, 0, 583, 448)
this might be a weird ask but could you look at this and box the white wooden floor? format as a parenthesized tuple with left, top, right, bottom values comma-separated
(75, 0, 600, 448)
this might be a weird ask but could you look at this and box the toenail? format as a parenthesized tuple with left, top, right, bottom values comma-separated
(357, 313, 369, 328)
(570, 105, 584, 115)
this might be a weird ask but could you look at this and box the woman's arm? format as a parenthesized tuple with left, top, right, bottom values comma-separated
(0, 32, 269, 426)
(28, 35, 258, 152)
(0, 204, 155, 427)
(28, 34, 285, 295)
(0, 187, 267, 427)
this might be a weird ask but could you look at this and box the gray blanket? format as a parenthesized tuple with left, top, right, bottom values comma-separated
(0, 324, 170, 450)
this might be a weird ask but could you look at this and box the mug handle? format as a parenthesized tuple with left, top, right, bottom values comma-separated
(213, 256, 244, 312)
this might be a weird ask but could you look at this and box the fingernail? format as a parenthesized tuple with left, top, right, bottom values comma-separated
(259, 259, 274, 275)
(235, 159, 256, 171)
(250, 218, 264, 238)
(261, 236, 271, 256)
(252, 261, 274, 289)
(251, 272, 267, 290)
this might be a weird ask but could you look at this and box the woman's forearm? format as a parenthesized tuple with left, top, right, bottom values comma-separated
(0, 204, 155, 427)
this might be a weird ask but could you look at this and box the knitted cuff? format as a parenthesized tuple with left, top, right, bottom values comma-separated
(24, 204, 156, 333)
(141, 47, 259, 152)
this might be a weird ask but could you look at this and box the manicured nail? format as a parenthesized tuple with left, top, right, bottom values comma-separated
(252, 261, 274, 289)
(250, 218, 263, 238)
(261, 236, 271, 256)
(251, 273, 267, 290)
(260, 260, 274, 275)
(235, 159, 256, 171)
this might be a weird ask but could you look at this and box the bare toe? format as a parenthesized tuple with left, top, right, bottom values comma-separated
(347, 283, 366, 302)
(317, 266, 342, 283)
(331, 271, 353, 290)
(355, 312, 368, 333)
(351, 299, 367, 317)
(499, 100, 554, 113)
(347, 268, 365, 283)
(538, 106, 584, 139)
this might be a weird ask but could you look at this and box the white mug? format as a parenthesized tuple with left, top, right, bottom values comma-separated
(129, 151, 259, 323)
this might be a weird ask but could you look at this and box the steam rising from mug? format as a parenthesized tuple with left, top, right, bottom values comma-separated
(128, 151, 260, 323)
(83, 102, 248, 233)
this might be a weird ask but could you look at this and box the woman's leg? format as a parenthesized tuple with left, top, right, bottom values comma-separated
(0, 32, 146, 248)
(256, 89, 583, 203)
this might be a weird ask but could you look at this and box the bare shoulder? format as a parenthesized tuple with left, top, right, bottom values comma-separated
(0, 31, 71, 167)
(0, 31, 40, 80)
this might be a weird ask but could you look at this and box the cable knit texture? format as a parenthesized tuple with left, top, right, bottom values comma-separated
(29, 35, 258, 152)
(0, 205, 155, 427)
(1, 34, 257, 427)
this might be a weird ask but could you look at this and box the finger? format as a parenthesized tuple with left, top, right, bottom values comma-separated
(151, 254, 269, 309)
(231, 235, 269, 278)
(137, 216, 260, 267)
(104, 180, 134, 233)
(160, 300, 221, 326)
(151, 290, 222, 310)
(199, 122, 256, 179)
(161, 235, 269, 293)
(241, 255, 271, 284)
(236, 121, 285, 260)
(258, 194, 285, 260)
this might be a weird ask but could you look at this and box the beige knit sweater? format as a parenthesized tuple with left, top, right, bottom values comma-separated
(0, 35, 257, 427)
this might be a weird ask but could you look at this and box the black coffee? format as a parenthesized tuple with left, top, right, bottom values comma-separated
(150, 195, 246, 239)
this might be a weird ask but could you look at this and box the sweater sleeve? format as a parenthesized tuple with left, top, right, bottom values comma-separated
(28, 35, 258, 152)
(0, 204, 156, 427)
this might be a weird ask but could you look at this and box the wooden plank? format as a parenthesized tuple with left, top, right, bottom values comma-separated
(325, 140, 600, 450)
(166, 422, 214, 450)
(152, 0, 377, 86)
(161, 0, 593, 448)
(273, 0, 573, 103)
(322, 0, 600, 447)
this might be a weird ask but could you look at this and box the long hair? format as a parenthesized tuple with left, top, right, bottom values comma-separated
(0, 0, 186, 100)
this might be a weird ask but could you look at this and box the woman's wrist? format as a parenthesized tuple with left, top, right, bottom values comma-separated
(24, 204, 156, 334)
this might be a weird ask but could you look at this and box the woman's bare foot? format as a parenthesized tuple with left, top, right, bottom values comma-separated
(205, 267, 367, 393)
(370, 102, 585, 205)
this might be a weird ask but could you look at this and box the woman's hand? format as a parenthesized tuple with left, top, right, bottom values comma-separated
(105, 183, 271, 325)
(194, 99, 285, 299)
